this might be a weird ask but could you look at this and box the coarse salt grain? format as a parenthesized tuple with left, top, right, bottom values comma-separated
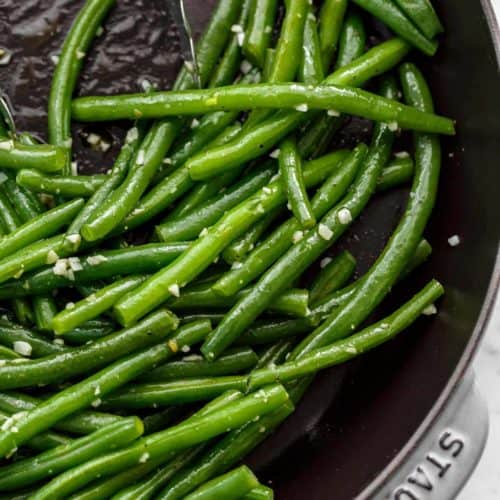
(236, 32, 245, 46)
(91, 398, 102, 408)
(318, 224, 333, 240)
(53, 259, 68, 276)
(53, 338, 65, 345)
(292, 230, 304, 243)
(75, 49, 86, 59)
(387, 121, 398, 131)
(68, 257, 83, 271)
(269, 149, 280, 159)
(199, 227, 209, 237)
(46, 250, 59, 265)
(191, 118, 200, 128)
(87, 255, 108, 266)
(320, 257, 332, 268)
(87, 133, 101, 146)
(231, 261, 243, 270)
(337, 208, 352, 225)
(136, 150, 145, 165)
(240, 60, 252, 74)
(139, 452, 150, 463)
(422, 304, 437, 316)
(448, 235, 460, 247)
(71, 161, 78, 175)
(168, 283, 180, 297)
(50, 54, 60, 65)
(394, 151, 410, 159)
(327, 109, 340, 117)
(231, 24, 243, 33)
(181, 345, 190, 353)
(66, 302, 75, 310)
(13, 341, 32, 357)
(294, 103, 308, 112)
(126, 127, 139, 144)
(66, 233, 81, 246)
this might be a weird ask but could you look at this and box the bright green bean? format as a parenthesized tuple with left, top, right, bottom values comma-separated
(16, 169, 106, 197)
(138, 347, 257, 383)
(376, 155, 414, 191)
(0, 310, 179, 390)
(183, 465, 259, 500)
(48, 0, 116, 171)
(52, 276, 146, 334)
(352, 0, 438, 55)
(0, 139, 66, 173)
(0, 417, 143, 491)
(318, 0, 348, 71)
(392, 0, 443, 39)
(291, 63, 441, 357)
(114, 151, 347, 326)
(279, 137, 316, 228)
(335, 11, 367, 70)
(0, 319, 207, 458)
(299, 6, 325, 85)
(31, 384, 289, 499)
(248, 280, 444, 389)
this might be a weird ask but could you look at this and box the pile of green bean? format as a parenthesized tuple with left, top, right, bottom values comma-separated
(0, 0, 449, 497)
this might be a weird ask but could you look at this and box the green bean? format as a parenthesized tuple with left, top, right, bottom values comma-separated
(0, 391, 122, 436)
(156, 401, 294, 500)
(0, 417, 143, 491)
(0, 234, 71, 285)
(292, 64, 441, 357)
(16, 170, 106, 197)
(0, 319, 66, 357)
(0, 345, 21, 360)
(255, 340, 295, 369)
(335, 11, 367, 70)
(0, 309, 179, 390)
(168, 286, 310, 318)
(61, 322, 115, 346)
(0, 199, 84, 261)
(103, 376, 248, 409)
(299, 7, 325, 84)
(199, 142, 380, 360)
(1, 170, 45, 221)
(177, 38, 410, 177)
(279, 137, 316, 228)
(236, 317, 316, 346)
(0, 319, 208, 458)
(243, 0, 279, 67)
(11, 298, 35, 327)
(166, 125, 245, 220)
(31, 384, 289, 499)
(0, 243, 190, 298)
(114, 150, 347, 326)
(248, 280, 444, 389)
(212, 148, 360, 297)
(71, 86, 454, 139)
(352, 0, 438, 55)
(309, 250, 356, 305)
(0, 188, 21, 232)
(138, 347, 258, 383)
(0, 409, 71, 452)
(262, 48, 275, 82)
(244, 485, 274, 499)
(48, 0, 116, 171)
(32, 296, 59, 333)
(318, 0, 348, 71)
(156, 163, 276, 242)
(52, 276, 147, 335)
(65, 124, 143, 248)
(0, 139, 66, 173)
(183, 465, 259, 500)
(113, 35, 403, 235)
(222, 207, 282, 264)
(76, 391, 242, 500)
(80, 121, 180, 241)
(400, 239, 432, 279)
(376, 155, 414, 191)
(392, 0, 443, 39)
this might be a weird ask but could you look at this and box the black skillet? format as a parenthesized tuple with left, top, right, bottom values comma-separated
(0, 0, 499, 498)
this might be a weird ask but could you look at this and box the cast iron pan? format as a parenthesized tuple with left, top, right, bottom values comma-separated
(0, 1, 499, 498)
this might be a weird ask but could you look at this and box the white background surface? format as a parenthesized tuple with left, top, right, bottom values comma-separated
(458, 6, 500, 499)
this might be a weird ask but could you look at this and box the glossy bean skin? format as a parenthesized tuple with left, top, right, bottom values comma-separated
(0, 310, 179, 390)
(279, 138, 316, 229)
(113, 151, 347, 326)
(48, 0, 116, 171)
(16, 169, 107, 197)
(299, 6, 325, 84)
(0, 139, 66, 173)
(292, 65, 442, 357)
(352, 0, 438, 55)
(334, 11, 367, 70)
(392, 0, 443, 39)
(318, 0, 348, 71)
(376, 155, 414, 191)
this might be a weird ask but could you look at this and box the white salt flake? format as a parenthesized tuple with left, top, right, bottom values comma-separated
(125, 127, 139, 144)
(91, 398, 102, 408)
(269, 149, 280, 159)
(168, 283, 180, 297)
(190, 118, 200, 129)
(53, 338, 65, 345)
(139, 452, 150, 463)
(422, 304, 438, 316)
(387, 121, 399, 132)
(327, 109, 340, 117)
(294, 103, 308, 112)
(448, 235, 461, 247)
(50, 54, 60, 65)
(136, 150, 145, 165)
(240, 60, 252, 74)
(231, 261, 243, 270)
(87, 254, 108, 266)
(199, 227, 209, 237)
(71, 161, 78, 175)
(46, 250, 59, 265)
(230, 24, 243, 33)
(320, 257, 332, 268)
(337, 208, 352, 225)
(68, 257, 83, 271)
(236, 32, 245, 47)
(75, 49, 86, 59)
(318, 224, 333, 240)
(87, 133, 101, 146)
(394, 151, 410, 159)
(292, 230, 304, 243)
(66, 302, 75, 310)
(13, 341, 32, 357)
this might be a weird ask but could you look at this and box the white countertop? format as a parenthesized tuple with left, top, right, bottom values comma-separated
(458, 3, 500, 491)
